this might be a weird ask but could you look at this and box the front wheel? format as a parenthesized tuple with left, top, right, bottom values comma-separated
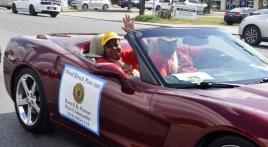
(102, 4, 108, 10)
(243, 25, 261, 46)
(208, 136, 257, 147)
(29, 5, 37, 16)
(14, 68, 50, 133)
(12, 3, 17, 13)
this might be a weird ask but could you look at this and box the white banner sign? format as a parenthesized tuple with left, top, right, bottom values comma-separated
(172, 4, 197, 19)
(59, 64, 106, 135)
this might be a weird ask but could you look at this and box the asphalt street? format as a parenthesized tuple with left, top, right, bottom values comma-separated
(0, 7, 268, 147)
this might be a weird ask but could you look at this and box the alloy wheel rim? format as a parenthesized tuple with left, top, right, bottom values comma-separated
(245, 27, 258, 44)
(16, 74, 40, 126)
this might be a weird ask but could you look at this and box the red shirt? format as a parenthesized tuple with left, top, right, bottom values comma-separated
(151, 45, 201, 77)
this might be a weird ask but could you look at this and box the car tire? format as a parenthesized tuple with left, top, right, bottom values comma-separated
(127, 3, 133, 9)
(121, 5, 125, 8)
(156, 5, 161, 11)
(226, 21, 233, 25)
(207, 136, 257, 147)
(243, 25, 261, 46)
(14, 68, 50, 133)
(29, 5, 37, 16)
(12, 3, 17, 13)
(50, 13, 58, 18)
(103, 4, 108, 10)
(148, 8, 152, 10)
(6, 6, 11, 10)
(82, 4, 88, 11)
(203, 7, 209, 14)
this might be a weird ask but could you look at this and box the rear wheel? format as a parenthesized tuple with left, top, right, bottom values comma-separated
(50, 13, 58, 18)
(14, 68, 50, 133)
(156, 5, 161, 11)
(29, 5, 37, 16)
(226, 21, 233, 25)
(82, 4, 88, 10)
(207, 136, 257, 147)
(103, 4, 108, 10)
(243, 25, 261, 46)
(6, 6, 11, 9)
(12, 3, 17, 13)
(203, 7, 209, 13)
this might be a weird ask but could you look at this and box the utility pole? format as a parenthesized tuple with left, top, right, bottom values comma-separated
(139, 0, 145, 15)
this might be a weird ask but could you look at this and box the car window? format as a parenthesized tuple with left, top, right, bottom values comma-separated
(132, 28, 268, 86)
(189, 0, 201, 4)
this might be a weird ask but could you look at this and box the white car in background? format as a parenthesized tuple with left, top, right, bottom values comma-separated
(11, 0, 61, 17)
(175, 0, 208, 13)
(145, 0, 171, 10)
(73, 0, 111, 10)
(239, 14, 268, 46)
(0, 0, 13, 9)
(145, 0, 208, 13)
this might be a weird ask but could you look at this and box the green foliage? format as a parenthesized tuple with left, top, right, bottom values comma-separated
(135, 15, 160, 22)
(135, 15, 227, 25)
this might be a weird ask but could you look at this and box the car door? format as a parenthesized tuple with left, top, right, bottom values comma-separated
(260, 15, 268, 38)
(20, 0, 29, 11)
(187, 0, 202, 12)
(53, 53, 153, 146)
(89, 0, 97, 8)
(159, 0, 170, 9)
(99, 77, 153, 146)
(14, 0, 23, 10)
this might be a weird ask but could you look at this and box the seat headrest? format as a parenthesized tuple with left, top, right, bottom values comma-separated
(90, 34, 105, 56)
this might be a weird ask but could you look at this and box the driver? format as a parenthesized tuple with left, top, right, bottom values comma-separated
(96, 31, 140, 77)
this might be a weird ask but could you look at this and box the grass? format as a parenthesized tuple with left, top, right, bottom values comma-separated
(135, 15, 233, 25)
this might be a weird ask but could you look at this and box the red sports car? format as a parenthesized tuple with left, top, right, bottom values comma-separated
(3, 27, 268, 147)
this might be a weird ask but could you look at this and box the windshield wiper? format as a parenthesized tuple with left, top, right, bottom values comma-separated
(195, 82, 241, 89)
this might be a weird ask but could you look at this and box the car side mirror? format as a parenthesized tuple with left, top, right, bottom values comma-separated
(93, 63, 135, 94)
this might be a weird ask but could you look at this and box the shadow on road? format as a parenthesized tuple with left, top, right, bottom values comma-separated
(257, 44, 268, 50)
(0, 112, 100, 147)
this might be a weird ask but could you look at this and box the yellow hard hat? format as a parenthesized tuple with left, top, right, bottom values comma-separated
(101, 32, 120, 47)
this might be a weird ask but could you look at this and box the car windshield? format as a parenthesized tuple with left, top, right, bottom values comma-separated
(132, 28, 268, 87)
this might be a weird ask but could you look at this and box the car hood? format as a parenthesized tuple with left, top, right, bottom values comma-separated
(183, 83, 268, 112)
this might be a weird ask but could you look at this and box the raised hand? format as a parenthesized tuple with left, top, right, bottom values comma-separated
(122, 14, 135, 33)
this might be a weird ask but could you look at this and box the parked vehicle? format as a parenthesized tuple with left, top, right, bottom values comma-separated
(4, 27, 268, 147)
(250, 8, 268, 15)
(0, 0, 13, 9)
(175, 0, 208, 13)
(11, 0, 61, 17)
(224, 7, 256, 25)
(117, 0, 140, 9)
(77, 0, 111, 10)
(239, 14, 268, 46)
(145, 0, 171, 10)
(70, 0, 84, 8)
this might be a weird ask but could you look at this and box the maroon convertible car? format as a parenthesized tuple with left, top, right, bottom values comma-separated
(3, 27, 268, 147)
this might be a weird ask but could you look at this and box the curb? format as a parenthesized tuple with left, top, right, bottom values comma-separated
(60, 13, 238, 35)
